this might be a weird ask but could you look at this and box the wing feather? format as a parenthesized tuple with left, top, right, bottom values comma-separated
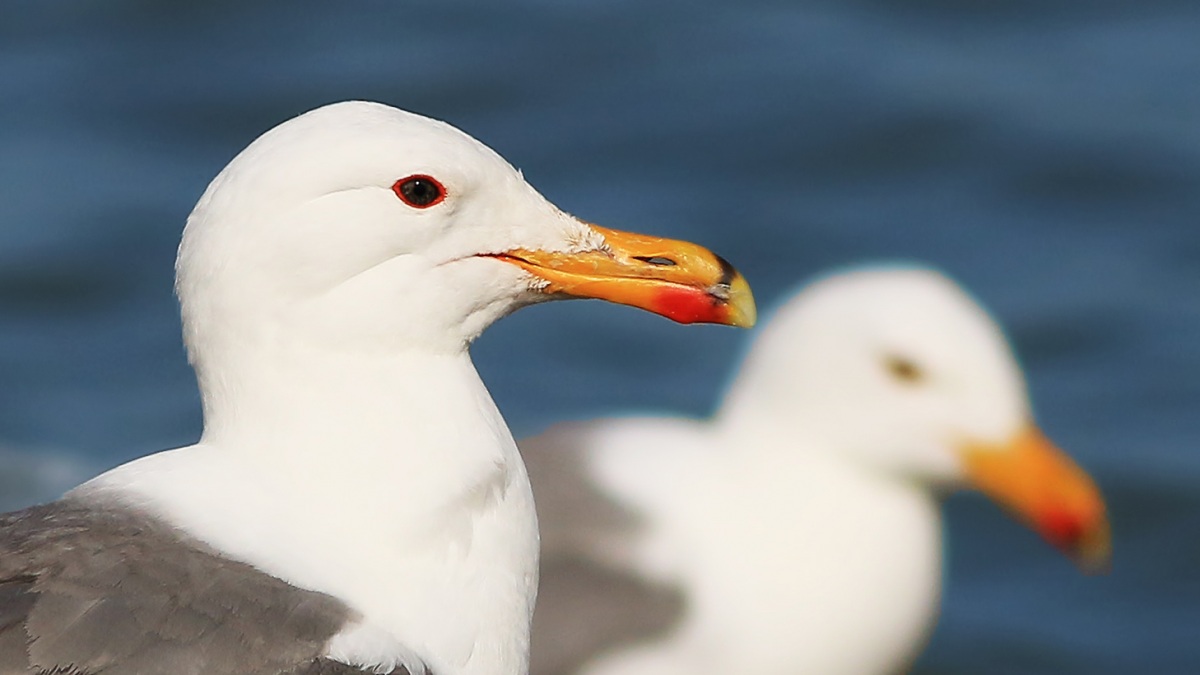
(0, 501, 425, 675)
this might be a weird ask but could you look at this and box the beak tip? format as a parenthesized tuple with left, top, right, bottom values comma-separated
(725, 273, 757, 328)
(1071, 520, 1113, 575)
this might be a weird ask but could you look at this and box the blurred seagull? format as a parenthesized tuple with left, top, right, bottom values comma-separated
(526, 266, 1108, 675)
(0, 101, 755, 675)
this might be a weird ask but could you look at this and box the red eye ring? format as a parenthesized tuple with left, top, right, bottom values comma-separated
(392, 174, 447, 209)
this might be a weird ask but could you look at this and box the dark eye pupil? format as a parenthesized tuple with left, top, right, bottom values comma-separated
(885, 355, 924, 384)
(401, 178, 440, 206)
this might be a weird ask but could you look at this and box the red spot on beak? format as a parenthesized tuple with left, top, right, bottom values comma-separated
(1039, 507, 1087, 552)
(651, 286, 728, 325)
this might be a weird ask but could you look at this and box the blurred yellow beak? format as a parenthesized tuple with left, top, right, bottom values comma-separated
(491, 224, 756, 327)
(961, 426, 1110, 572)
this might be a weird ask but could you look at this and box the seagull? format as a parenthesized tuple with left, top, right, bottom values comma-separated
(0, 101, 755, 675)
(526, 266, 1109, 675)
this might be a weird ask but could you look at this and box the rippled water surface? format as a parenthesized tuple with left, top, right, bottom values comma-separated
(2, 1, 1198, 672)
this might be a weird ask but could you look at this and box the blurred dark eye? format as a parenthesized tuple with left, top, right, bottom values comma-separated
(884, 354, 925, 384)
(392, 175, 446, 208)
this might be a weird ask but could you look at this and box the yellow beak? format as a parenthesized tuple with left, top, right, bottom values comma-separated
(490, 224, 756, 327)
(961, 426, 1111, 572)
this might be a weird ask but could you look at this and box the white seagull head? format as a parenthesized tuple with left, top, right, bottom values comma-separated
(722, 266, 1109, 569)
(176, 101, 756, 364)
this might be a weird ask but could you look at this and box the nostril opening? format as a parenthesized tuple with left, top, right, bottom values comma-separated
(634, 256, 677, 267)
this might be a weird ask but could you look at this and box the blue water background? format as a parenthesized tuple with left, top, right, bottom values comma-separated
(2, 1, 1198, 672)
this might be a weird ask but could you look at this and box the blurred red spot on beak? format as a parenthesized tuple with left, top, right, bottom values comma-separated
(1039, 507, 1086, 551)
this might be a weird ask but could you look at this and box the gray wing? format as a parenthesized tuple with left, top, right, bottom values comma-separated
(532, 557, 684, 675)
(522, 423, 686, 675)
(0, 500, 423, 675)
